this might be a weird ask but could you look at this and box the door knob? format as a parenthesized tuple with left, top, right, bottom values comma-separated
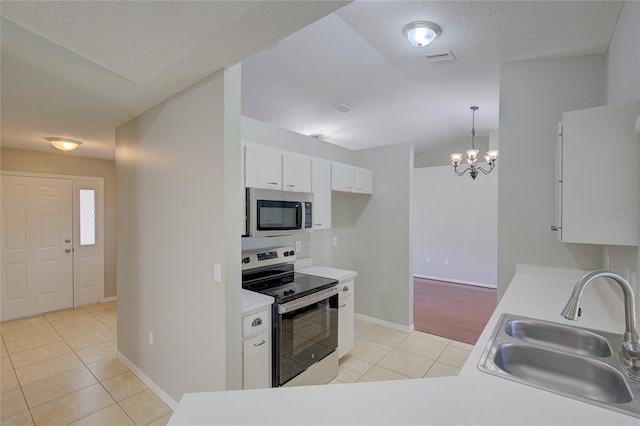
(65, 249, 71, 254)
(65, 239, 71, 243)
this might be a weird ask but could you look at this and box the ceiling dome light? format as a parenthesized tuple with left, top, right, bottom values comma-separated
(47, 137, 82, 152)
(403, 21, 441, 47)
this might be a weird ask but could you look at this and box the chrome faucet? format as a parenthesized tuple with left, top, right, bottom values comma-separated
(561, 270, 640, 380)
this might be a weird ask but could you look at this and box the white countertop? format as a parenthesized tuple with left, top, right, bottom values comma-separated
(241, 289, 274, 314)
(171, 265, 636, 425)
(297, 266, 357, 282)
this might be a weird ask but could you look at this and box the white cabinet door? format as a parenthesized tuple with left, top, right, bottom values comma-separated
(331, 163, 355, 192)
(311, 159, 331, 230)
(283, 153, 312, 193)
(245, 144, 282, 190)
(561, 100, 639, 246)
(338, 279, 354, 358)
(354, 167, 373, 194)
(243, 332, 271, 389)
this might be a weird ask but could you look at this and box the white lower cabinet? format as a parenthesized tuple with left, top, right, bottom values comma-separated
(242, 307, 271, 389)
(338, 278, 355, 358)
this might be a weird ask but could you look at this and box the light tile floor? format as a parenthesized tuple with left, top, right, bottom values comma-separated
(1, 309, 473, 424)
(331, 318, 474, 385)
(0, 302, 173, 426)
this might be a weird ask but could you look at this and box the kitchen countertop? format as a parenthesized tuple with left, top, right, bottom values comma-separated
(170, 264, 636, 425)
(297, 266, 357, 282)
(241, 289, 274, 314)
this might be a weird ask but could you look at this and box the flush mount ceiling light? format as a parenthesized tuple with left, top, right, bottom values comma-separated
(450, 107, 498, 180)
(403, 21, 441, 47)
(47, 137, 83, 152)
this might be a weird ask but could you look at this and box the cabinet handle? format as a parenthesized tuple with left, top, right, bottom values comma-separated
(251, 318, 262, 327)
(65, 249, 72, 254)
(550, 226, 560, 232)
(342, 286, 349, 292)
(268, 182, 278, 186)
(254, 340, 266, 347)
(286, 185, 295, 188)
(339, 304, 347, 308)
(315, 223, 323, 226)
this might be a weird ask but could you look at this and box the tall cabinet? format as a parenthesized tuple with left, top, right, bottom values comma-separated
(555, 100, 639, 246)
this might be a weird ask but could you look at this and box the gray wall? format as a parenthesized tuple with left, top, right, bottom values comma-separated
(414, 136, 489, 168)
(497, 55, 606, 299)
(115, 66, 242, 403)
(354, 143, 414, 327)
(604, 0, 640, 300)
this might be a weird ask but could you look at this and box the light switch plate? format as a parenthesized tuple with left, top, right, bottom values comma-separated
(332, 236, 338, 247)
(214, 263, 222, 282)
(295, 241, 301, 252)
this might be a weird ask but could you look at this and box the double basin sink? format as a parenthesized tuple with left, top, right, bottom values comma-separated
(478, 314, 640, 418)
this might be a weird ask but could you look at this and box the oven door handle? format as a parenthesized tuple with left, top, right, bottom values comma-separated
(278, 285, 339, 314)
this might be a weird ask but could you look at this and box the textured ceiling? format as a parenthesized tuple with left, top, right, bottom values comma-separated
(0, 1, 348, 159)
(241, 0, 623, 152)
(0, 1, 624, 159)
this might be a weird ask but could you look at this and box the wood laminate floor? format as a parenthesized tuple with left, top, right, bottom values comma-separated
(413, 278, 497, 345)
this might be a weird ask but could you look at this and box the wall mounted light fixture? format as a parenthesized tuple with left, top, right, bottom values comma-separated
(47, 137, 82, 152)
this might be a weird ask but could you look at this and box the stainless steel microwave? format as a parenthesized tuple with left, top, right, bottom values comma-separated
(244, 188, 313, 238)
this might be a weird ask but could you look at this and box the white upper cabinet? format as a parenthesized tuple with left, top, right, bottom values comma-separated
(283, 153, 312, 193)
(331, 163, 373, 194)
(244, 144, 282, 190)
(559, 100, 639, 246)
(312, 159, 332, 230)
(354, 167, 373, 194)
(331, 163, 355, 192)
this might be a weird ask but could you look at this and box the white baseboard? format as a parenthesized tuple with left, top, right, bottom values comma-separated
(354, 313, 414, 333)
(413, 274, 497, 289)
(116, 351, 178, 410)
(103, 296, 117, 303)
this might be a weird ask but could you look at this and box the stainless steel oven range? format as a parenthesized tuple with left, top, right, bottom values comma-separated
(242, 246, 339, 387)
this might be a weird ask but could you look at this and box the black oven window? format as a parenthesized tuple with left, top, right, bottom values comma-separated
(278, 295, 338, 386)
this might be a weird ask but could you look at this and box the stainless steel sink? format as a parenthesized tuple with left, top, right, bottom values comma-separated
(478, 314, 640, 418)
(504, 318, 613, 358)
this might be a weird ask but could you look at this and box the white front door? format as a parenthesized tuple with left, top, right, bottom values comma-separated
(1, 176, 74, 321)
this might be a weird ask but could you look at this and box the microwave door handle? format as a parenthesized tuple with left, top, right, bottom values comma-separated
(278, 286, 340, 314)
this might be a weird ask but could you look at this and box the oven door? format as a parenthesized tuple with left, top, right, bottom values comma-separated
(275, 286, 339, 387)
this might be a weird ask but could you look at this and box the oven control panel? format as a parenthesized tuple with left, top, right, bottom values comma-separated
(241, 246, 297, 270)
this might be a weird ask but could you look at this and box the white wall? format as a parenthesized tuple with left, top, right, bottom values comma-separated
(498, 55, 606, 299)
(604, 0, 640, 299)
(412, 165, 497, 287)
(115, 66, 242, 403)
(606, 0, 640, 104)
(354, 143, 414, 328)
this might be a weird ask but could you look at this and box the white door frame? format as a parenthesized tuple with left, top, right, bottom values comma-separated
(1, 171, 105, 308)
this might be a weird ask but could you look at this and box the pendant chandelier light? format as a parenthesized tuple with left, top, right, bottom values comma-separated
(450, 106, 498, 180)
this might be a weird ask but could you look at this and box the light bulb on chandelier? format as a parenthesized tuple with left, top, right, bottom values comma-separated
(450, 106, 498, 180)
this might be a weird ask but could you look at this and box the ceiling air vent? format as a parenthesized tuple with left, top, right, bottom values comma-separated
(424, 51, 456, 63)
(331, 102, 354, 114)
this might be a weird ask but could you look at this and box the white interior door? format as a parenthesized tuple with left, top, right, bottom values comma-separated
(73, 178, 104, 306)
(1, 176, 73, 321)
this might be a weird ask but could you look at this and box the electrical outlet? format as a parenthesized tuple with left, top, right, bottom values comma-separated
(444, 258, 449, 265)
(214, 264, 222, 282)
(426, 257, 431, 264)
(332, 236, 338, 247)
(295, 240, 301, 252)
(148, 330, 154, 346)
